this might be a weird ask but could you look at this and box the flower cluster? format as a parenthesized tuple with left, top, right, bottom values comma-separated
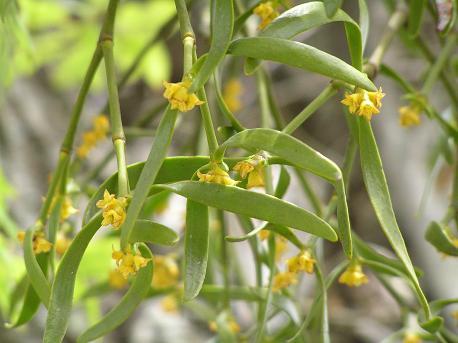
(253, 1, 280, 30)
(272, 249, 315, 292)
(341, 87, 385, 121)
(399, 104, 422, 127)
(96, 190, 128, 229)
(338, 262, 369, 287)
(233, 154, 266, 189)
(163, 79, 204, 112)
(17, 231, 53, 255)
(152, 255, 180, 288)
(209, 317, 240, 334)
(76, 115, 110, 159)
(108, 269, 128, 289)
(197, 164, 238, 186)
(272, 271, 297, 292)
(112, 247, 151, 279)
(223, 79, 243, 112)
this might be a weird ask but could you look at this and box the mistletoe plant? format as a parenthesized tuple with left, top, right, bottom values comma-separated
(2, 0, 458, 342)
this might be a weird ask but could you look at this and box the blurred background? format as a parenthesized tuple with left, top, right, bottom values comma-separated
(0, 0, 457, 342)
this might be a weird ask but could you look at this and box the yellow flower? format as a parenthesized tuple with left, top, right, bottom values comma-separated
(96, 190, 128, 229)
(452, 310, 458, 324)
(163, 79, 204, 112)
(112, 247, 151, 279)
(197, 164, 238, 186)
(399, 105, 421, 127)
(223, 79, 243, 112)
(233, 155, 266, 189)
(272, 271, 297, 292)
(341, 87, 385, 121)
(403, 332, 422, 343)
(152, 255, 180, 288)
(208, 318, 240, 333)
(55, 233, 71, 255)
(275, 236, 288, 261)
(287, 250, 316, 274)
(18, 231, 53, 255)
(258, 229, 270, 241)
(253, 1, 279, 30)
(60, 196, 78, 221)
(76, 115, 109, 159)
(109, 269, 128, 289)
(338, 263, 368, 287)
(161, 294, 179, 313)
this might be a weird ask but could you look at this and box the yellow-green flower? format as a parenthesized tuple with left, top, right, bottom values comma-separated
(55, 233, 71, 255)
(160, 294, 179, 313)
(253, 1, 279, 30)
(233, 155, 266, 189)
(112, 247, 151, 279)
(60, 196, 78, 221)
(108, 269, 128, 289)
(223, 79, 243, 112)
(403, 332, 422, 343)
(338, 262, 368, 287)
(197, 164, 238, 186)
(287, 250, 316, 274)
(399, 104, 421, 127)
(76, 114, 109, 158)
(275, 236, 288, 261)
(18, 230, 53, 255)
(152, 255, 180, 288)
(258, 229, 270, 241)
(272, 271, 297, 292)
(341, 88, 385, 121)
(163, 79, 204, 112)
(96, 190, 128, 229)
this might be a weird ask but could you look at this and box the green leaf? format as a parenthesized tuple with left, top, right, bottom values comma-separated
(274, 166, 290, 198)
(425, 221, 458, 256)
(201, 285, 265, 302)
(229, 37, 374, 90)
(419, 316, 443, 334)
(23, 230, 50, 307)
(245, 2, 363, 73)
(358, 0, 369, 50)
(157, 181, 337, 242)
(43, 214, 102, 343)
(4, 282, 40, 328)
(408, 0, 426, 37)
(120, 107, 178, 248)
(429, 298, 458, 314)
(358, 118, 431, 317)
(76, 244, 153, 343)
(214, 128, 351, 257)
(183, 200, 209, 301)
(189, 0, 233, 92)
(323, 0, 344, 17)
(128, 220, 179, 246)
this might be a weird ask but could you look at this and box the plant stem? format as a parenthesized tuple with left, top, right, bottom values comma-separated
(197, 88, 220, 156)
(282, 84, 337, 135)
(101, 39, 130, 197)
(421, 33, 457, 95)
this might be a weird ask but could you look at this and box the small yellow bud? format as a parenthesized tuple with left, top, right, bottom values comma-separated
(161, 294, 179, 313)
(233, 161, 254, 179)
(112, 247, 150, 279)
(152, 255, 180, 288)
(233, 155, 266, 189)
(197, 164, 238, 186)
(223, 79, 243, 112)
(60, 196, 78, 221)
(272, 271, 297, 292)
(163, 80, 204, 112)
(275, 236, 288, 261)
(258, 229, 270, 241)
(286, 250, 316, 274)
(109, 269, 128, 289)
(17, 231, 25, 242)
(338, 262, 368, 287)
(399, 105, 421, 127)
(55, 233, 71, 255)
(96, 190, 128, 229)
(253, 1, 279, 30)
(17, 230, 53, 255)
(403, 332, 422, 343)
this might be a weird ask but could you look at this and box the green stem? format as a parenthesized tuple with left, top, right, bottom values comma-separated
(197, 88, 220, 156)
(218, 210, 230, 310)
(101, 39, 129, 197)
(421, 33, 457, 95)
(173, 0, 194, 40)
(282, 84, 337, 135)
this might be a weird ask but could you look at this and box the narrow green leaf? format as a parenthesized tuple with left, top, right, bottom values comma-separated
(408, 0, 426, 37)
(128, 220, 179, 246)
(358, 0, 369, 50)
(77, 244, 153, 343)
(429, 298, 458, 314)
(120, 107, 178, 248)
(358, 118, 430, 318)
(23, 230, 50, 307)
(425, 221, 458, 256)
(157, 181, 338, 242)
(183, 200, 209, 301)
(43, 214, 102, 343)
(201, 285, 265, 302)
(4, 283, 40, 328)
(214, 128, 351, 256)
(189, 0, 234, 92)
(245, 2, 363, 73)
(323, 0, 343, 17)
(229, 37, 374, 90)
(274, 166, 290, 198)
